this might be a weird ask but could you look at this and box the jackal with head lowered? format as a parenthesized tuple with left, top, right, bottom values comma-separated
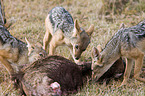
(91, 20, 145, 86)
(43, 7, 94, 63)
(0, 5, 47, 79)
(0, 25, 47, 78)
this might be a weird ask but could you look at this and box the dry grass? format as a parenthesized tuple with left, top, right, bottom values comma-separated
(0, 0, 145, 95)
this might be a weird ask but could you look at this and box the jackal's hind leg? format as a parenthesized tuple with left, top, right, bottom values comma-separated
(120, 58, 133, 86)
(43, 31, 52, 53)
(0, 56, 14, 75)
(134, 54, 145, 82)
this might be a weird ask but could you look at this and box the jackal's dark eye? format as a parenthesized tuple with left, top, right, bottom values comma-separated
(32, 46, 35, 49)
(75, 45, 78, 49)
(39, 53, 44, 57)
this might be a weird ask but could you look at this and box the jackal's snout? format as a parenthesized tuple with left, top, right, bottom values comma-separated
(74, 52, 81, 60)
(73, 45, 86, 60)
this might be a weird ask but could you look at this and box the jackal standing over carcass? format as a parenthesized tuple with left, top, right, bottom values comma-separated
(43, 7, 94, 63)
(91, 20, 145, 86)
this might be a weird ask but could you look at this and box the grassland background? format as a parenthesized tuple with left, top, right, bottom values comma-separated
(0, 0, 145, 95)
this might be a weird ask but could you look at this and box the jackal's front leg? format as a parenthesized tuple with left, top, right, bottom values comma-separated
(49, 33, 65, 55)
(0, 48, 18, 75)
(49, 38, 58, 55)
(43, 31, 52, 53)
(121, 58, 133, 86)
(134, 54, 145, 82)
(49, 42, 56, 55)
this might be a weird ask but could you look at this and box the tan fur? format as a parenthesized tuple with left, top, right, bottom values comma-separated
(91, 20, 145, 86)
(0, 38, 47, 78)
(120, 39, 145, 86)
(92, 41, 145, 86)
(96, 44, 102, 53)
(43, 15, 94, 63)
(0, 45, 18, 75)
(43, 14, 53, 52)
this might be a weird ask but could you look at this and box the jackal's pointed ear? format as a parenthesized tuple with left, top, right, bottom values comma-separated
(86, 24, 94, 36)
(25, 37, 33, 55)
(96, 45, 102, 53)
(74, 19, 80, 32)
(25, 37, 31, 48)
(119, 23, 125, 29)
(72, 20, 81, 37)
(91, 47, 100, 58)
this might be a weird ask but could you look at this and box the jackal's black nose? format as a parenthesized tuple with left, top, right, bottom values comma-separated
(75, 57, 79, 60)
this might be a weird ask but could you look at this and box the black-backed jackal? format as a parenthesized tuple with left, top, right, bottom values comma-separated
(0, 8, 47, 79)
(43, 7, 94, 63)
(91, 20, 145, 86)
